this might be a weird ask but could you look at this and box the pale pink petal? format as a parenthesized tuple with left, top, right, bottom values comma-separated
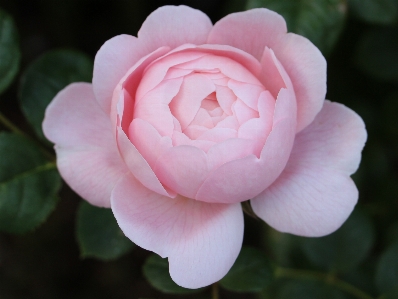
(93, 35, 149, 114)
(258, 90, 275, 122)
(136, 51, 206, 102)
(43, 83, 128, 207)
(190, 108, 214, 128)
(208, 107, 224, 118)
(201, 99, 219, 112)
(110, 46, 171, 130)
(177, 54, 262, 85)
(228, 80, 265, 110)
(196, 44, 262, 77)
(164, 67, 193, 80)
(128, 118, 172, 169)
(183, 125, 208, 140)
(216, 85, 236, 115)
(207, 138, 256, 171)
(111, 174, 244, 288)
(195, 88, 296, 203)
(172, 130, 191, 146)
(259, 47, 286, 99)
(169, 73, 216, 130)
(154, 146, 209, 198)
(197, 127, 237, 143)
(232, 99, 259, 125)
(207, 8, 287, 61)
(138, 5, 212, 53)
(272, 33, 326, 132)
(251, 101, 367, 236)
(191, 139, 216, 152)
(238, 118, 270, 157)
(134, 77, 183, 137)
(117, 127, 175, 198)
(215, 115, 239, 130)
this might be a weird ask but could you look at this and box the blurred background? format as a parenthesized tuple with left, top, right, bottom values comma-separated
(0, 0, 397, 298)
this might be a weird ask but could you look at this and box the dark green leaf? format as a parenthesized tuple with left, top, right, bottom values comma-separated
(0, 8, 20, 94)
(348, 0, 398, 24)
(246, 0, 346, 55)
(19, 49, 93, 142)
(356, 27, 398, 82)
(142, 254, 203, 295)
(262, 280, 348, 299)
(220, 246, 274, 293)
(76, 201, 134, 261)
(375, 241, 398, 294)
(0, 133, 61, 233)
(300, 209, 375, 273)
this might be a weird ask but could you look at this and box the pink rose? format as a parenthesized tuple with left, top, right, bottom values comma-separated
(42, 6, 366, 288)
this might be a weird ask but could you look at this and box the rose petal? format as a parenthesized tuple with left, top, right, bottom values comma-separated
(134, 77, 184, 137)
(232, 99, 259, 125)
(154, 145, 209, 198)
(129, 118, 172, 169)
(207, 138, 256, 171)
(195, 88, 296, 203)
(272, 33, 326, 132)
(111, 46, 171, 130)
(93, 35, 149, 114)
(117, 126, 175, 197)
(259, 47, 286, 99)
(138, 5, 212, 53)
(251, 101, 367, 236)
(136, 51, 207, 102)
(197, 127, 237, 143)
(43, 83, 128, 207)
(216, 85, 236, 115)
(227, 80, 265, 110)
(111, 173, 244, 288)
(176, 54, 262, 85)
(207, 8, 287, 61)
(169, 73, 216, 130)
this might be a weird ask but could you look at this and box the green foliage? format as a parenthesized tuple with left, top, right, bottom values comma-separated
(0, 8, 20, 94)
(76, 201, 134, 260)
(142, 254, 203, 295)
(348, 0, 398, 24)
(18, 49, 93, 142)
(375, 241, 398, 294)
(220, 246, 274, 292)
(300, 210, 375, 273)
(262, 280, 348, 299)
(246, 0, 346, 55)
(0, 133, 60, 233)
(356, 27, 398, 83)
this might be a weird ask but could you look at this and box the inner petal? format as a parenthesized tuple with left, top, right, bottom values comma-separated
(169, 73, 216, 130)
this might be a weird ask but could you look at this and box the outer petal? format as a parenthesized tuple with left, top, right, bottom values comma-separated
(272, 33, 326, 132)
(43, 83, 128, 207)
(93, 35, 149, 114)
(111, 174, 244, 288)
(207, 8, 287, 61)
(117, 127, 175, 198)
(138, 5, 212, 53)
(251, 101, 367, 237)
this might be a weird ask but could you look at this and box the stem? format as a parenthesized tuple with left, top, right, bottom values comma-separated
(275, 268, 374, 299)
(212, 283, 219, 299)
(0, 110, 25, 135)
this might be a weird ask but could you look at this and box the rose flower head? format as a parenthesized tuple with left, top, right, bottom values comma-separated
(43, 5, 367, 289)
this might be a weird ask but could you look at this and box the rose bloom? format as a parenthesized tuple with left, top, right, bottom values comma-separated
(43, 6, 366, 288)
